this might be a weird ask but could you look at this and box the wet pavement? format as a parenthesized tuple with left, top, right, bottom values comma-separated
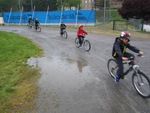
(0, 26, 150, 113)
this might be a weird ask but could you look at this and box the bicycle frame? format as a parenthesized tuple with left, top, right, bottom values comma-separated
(122, 55, 142, 76)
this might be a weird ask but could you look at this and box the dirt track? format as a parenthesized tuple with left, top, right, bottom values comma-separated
(0, 26, 150, 113)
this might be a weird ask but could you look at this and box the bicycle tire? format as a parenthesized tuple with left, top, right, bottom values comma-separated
(75, 38, 80, 48)
(62, 31, 68, 39)
(83, 40, 91, 51)
(132, 70, 150, 98)
(107, 59, 118, 79)
(27, 24, 32, 29)
(37, 27, 41, 32)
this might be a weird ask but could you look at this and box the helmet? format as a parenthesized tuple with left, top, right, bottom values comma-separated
(79, 24, 83, 28)
(120, 31, 131, 41)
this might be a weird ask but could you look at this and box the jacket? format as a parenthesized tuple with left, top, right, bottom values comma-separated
(60, 23, 66, 29)
(112, 37, 140, 58)
(35, 20, 39, 25)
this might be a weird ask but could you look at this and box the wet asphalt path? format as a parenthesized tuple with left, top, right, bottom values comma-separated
(0, 26, 150, 113)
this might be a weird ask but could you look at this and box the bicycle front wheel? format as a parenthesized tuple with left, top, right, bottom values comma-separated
(107, 59, 118, 79)
(83, 40, 91, 51)
(132, 70, 150, 98)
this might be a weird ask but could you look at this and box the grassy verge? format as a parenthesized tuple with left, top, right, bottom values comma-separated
(47, 23, 150, 39)
(0, 31, 42, 113)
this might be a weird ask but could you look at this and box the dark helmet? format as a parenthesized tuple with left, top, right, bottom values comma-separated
(120, 31, 131, 41)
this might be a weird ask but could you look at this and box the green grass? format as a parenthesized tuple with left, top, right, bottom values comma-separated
(0, 31, 42, 113)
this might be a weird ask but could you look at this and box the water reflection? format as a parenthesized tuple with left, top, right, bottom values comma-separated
(77, 58, 87, 73)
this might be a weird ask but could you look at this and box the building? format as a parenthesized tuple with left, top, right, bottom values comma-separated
(81, 0, 95, 10)
(81, 0, 122, 10)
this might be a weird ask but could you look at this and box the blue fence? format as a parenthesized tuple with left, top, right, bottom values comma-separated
(3, 10, 95, 24)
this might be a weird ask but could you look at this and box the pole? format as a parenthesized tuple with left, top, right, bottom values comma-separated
(45, 6, 49, 25)
(19, 6, 23, 26)
(109, 0, 112, 21)
(18, 0, 21, 11)
(59, 5, 63, 25)
(32, 6, 35, 20)
(31, 0, 33, 11)
(103, 0, 106, 24)
(8, 7, 12, 26)
(75, 5, 79, 27)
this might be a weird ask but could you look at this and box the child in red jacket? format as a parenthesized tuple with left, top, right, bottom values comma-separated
(77, 25, 88, 46)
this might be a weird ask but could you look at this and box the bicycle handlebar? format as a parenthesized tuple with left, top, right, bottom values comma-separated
(128, 54, 144, 61)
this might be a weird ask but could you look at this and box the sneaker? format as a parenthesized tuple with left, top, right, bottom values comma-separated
(120, 75, 124, 79)
(115, 75, 120, 82)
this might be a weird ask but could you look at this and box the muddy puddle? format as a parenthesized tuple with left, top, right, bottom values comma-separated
(27, 56, 96, 113)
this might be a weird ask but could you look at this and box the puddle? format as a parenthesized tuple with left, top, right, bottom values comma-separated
(27, 56, 95, 113)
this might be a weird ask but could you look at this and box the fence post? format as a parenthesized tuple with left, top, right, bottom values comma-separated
(113, 20, 115, 30)
(141, 19, 144, 31)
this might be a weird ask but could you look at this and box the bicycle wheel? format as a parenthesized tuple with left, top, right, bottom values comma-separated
(37, 27, 41, 32)
(107, 59, 118, 78)
(75, 38, 80, 48)
(62, 31, 68, 39)
(132, 71, 150, 98)
(83, 40, 91, 51)
(27, 24, 31, 29)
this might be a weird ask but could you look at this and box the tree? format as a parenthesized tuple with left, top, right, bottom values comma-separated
(0, 0, 18, 12)
(23, 0, 57, 11)
(118, 0, 150, 20)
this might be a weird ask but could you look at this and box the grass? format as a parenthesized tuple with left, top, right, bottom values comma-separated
(0, 31, 42, 113)
(47, 22, 150, 39)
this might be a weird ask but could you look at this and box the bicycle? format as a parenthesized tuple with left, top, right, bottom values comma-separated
(60, 29, 68, 39)
(27, 22, 33, 29)
(107, 55, 150, 98)
(75, 34, 91, 51)
(35, 24, 41, 32)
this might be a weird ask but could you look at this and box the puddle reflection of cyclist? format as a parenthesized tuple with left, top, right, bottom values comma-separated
(60, 22, 66, 35)
(77, 59, 87, 73)
(35, 18, 39, 31)
(77, 24, 88, 47)
(112, 31, 144, 82)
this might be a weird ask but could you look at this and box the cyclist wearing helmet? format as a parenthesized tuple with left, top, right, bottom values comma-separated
(112, 31, 144, 82)
(60, 22, 66, 35)
(77, 24, 88, 46)
(35, 18, 39, 31)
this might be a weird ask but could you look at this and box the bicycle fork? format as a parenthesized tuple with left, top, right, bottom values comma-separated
(133, 65, 144, 86)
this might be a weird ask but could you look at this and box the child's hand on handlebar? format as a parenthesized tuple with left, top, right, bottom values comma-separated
(139, 51, 144, 56)
(122, 57, 128, 61)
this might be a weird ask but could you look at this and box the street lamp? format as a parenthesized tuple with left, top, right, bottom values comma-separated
(18, 0, 21, 11)
(31, 0, 33, 11)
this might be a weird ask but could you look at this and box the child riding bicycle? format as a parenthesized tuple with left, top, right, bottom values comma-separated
(77, 24, 88, 47)
(60, 22, 66, 35)
(35, 18, 39, 31)
(112, 31, 144, 82)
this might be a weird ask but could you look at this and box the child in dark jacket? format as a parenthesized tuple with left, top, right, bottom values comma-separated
(112, 31, 144, 82)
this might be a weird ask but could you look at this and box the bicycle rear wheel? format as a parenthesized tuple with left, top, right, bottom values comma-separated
(75, 38, 80, 48)
(132, 71, 150, 98)
(83, 40, 91, 51)
(37, 27, 41, 32)
(27, 24, 32, 29)
(107, 59, 118, 78)
(62, 31, 68, 39)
